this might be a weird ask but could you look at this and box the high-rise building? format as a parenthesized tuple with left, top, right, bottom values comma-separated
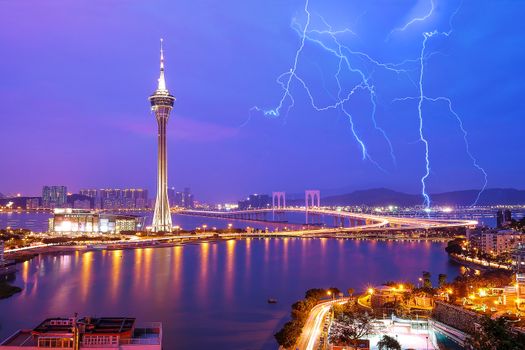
(149, 39, 175, 232)
(79, 189, 148, 209)
(504, 209, 512, 224)
(167, 187, 176, 207)
(42, 186, 67, 209)
(175, 192, 184, 207)
(496, 209, 513, 228)
(183, 187, 194, 209)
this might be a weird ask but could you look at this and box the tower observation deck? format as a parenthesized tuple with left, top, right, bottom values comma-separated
(149, 39, 175, 232)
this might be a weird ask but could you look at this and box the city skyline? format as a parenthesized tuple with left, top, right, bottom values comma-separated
(1, 0, 524, 203)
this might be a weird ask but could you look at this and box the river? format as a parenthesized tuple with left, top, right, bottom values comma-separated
(0, 238, 462, 349)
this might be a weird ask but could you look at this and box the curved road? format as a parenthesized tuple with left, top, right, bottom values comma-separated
(180, 207, 477, 233)
(296, 298, 350, 350)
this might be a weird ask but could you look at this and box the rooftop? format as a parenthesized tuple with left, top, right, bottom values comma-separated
(0, 316, 161, 349)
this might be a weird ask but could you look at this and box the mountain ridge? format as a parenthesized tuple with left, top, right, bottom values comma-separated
(290, 188, 525, 206)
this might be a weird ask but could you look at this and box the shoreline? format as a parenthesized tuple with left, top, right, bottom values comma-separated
(448, 253, 510, 271)
(4, 233, 454, 264)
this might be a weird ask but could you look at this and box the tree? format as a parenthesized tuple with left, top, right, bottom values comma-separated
(291, 299, 315, 322)
(347, 288, 355, 297)
(377, 335, 401, 350)
(329, 309, 373, 349)
(274, 320, 302, 349)
(305, 288, 326, 301)
(438, 274, 447, 287)
(445, 239, 464, 255)
(328, 287, 341, 296)
(466, 316, 525, 350)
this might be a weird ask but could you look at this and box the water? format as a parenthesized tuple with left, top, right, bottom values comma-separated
(0, 239, 461, 349)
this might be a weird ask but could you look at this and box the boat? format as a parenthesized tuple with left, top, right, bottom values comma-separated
(86, 244, 108, 250)
(267, 298, 278, 304)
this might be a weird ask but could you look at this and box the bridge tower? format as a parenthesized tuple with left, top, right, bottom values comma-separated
(305, 190, 320, 225)
(272, 192, 286, 221)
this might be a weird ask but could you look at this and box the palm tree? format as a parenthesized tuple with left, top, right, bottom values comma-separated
(377, 335, 401, 350)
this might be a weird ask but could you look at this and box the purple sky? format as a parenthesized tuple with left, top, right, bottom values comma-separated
(0, 0, 524, 203)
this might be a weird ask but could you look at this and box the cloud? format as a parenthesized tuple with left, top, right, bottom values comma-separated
(114, 114, 239, 143)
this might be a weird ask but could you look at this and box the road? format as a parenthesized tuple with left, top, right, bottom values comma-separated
(296, 298, 350, 350)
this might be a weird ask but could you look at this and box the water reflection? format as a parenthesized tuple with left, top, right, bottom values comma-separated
(110, 250, 122, 302)
(198, 243, 209, 305)
(81, 251, 93, 303)
(144, 248, 152, 288)
(172, 246, 183, 301)
(133, 248, 143, 298)
(224, 239, 236, 302)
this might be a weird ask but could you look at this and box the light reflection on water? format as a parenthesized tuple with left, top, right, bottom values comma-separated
(0, 239, 462, 350)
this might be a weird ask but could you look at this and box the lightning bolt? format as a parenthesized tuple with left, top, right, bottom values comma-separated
(386, 0, 435, 40)
(417, 31, 434, 209)
(255, 0, 312, 119)
(394, 0, 486, 208)
(252, 1, 407, 168)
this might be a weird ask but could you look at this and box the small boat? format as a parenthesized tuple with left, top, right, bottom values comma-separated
(86, 244, 108, 250)
(267, 298, 278, 304)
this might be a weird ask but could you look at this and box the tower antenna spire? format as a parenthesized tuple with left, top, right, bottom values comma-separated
(157, 38, 167, 92)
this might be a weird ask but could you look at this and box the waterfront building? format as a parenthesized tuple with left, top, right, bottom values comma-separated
(0, 316, 162, 349)
(469, 228, 524, 255)
(238, 194, 271, 210)
(42, 186, 67, 209)
(149, 39, 175, 232)
(48, 209, 141, 234)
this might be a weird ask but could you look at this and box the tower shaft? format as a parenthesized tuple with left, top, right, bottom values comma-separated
(152, 107, 172, 231)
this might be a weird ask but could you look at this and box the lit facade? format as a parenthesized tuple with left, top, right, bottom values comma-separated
(149, 39, 175, 232)
(48, 209, 141, 234)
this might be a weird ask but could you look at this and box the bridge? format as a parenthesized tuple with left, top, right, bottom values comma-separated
(178, 207, 478, 233)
